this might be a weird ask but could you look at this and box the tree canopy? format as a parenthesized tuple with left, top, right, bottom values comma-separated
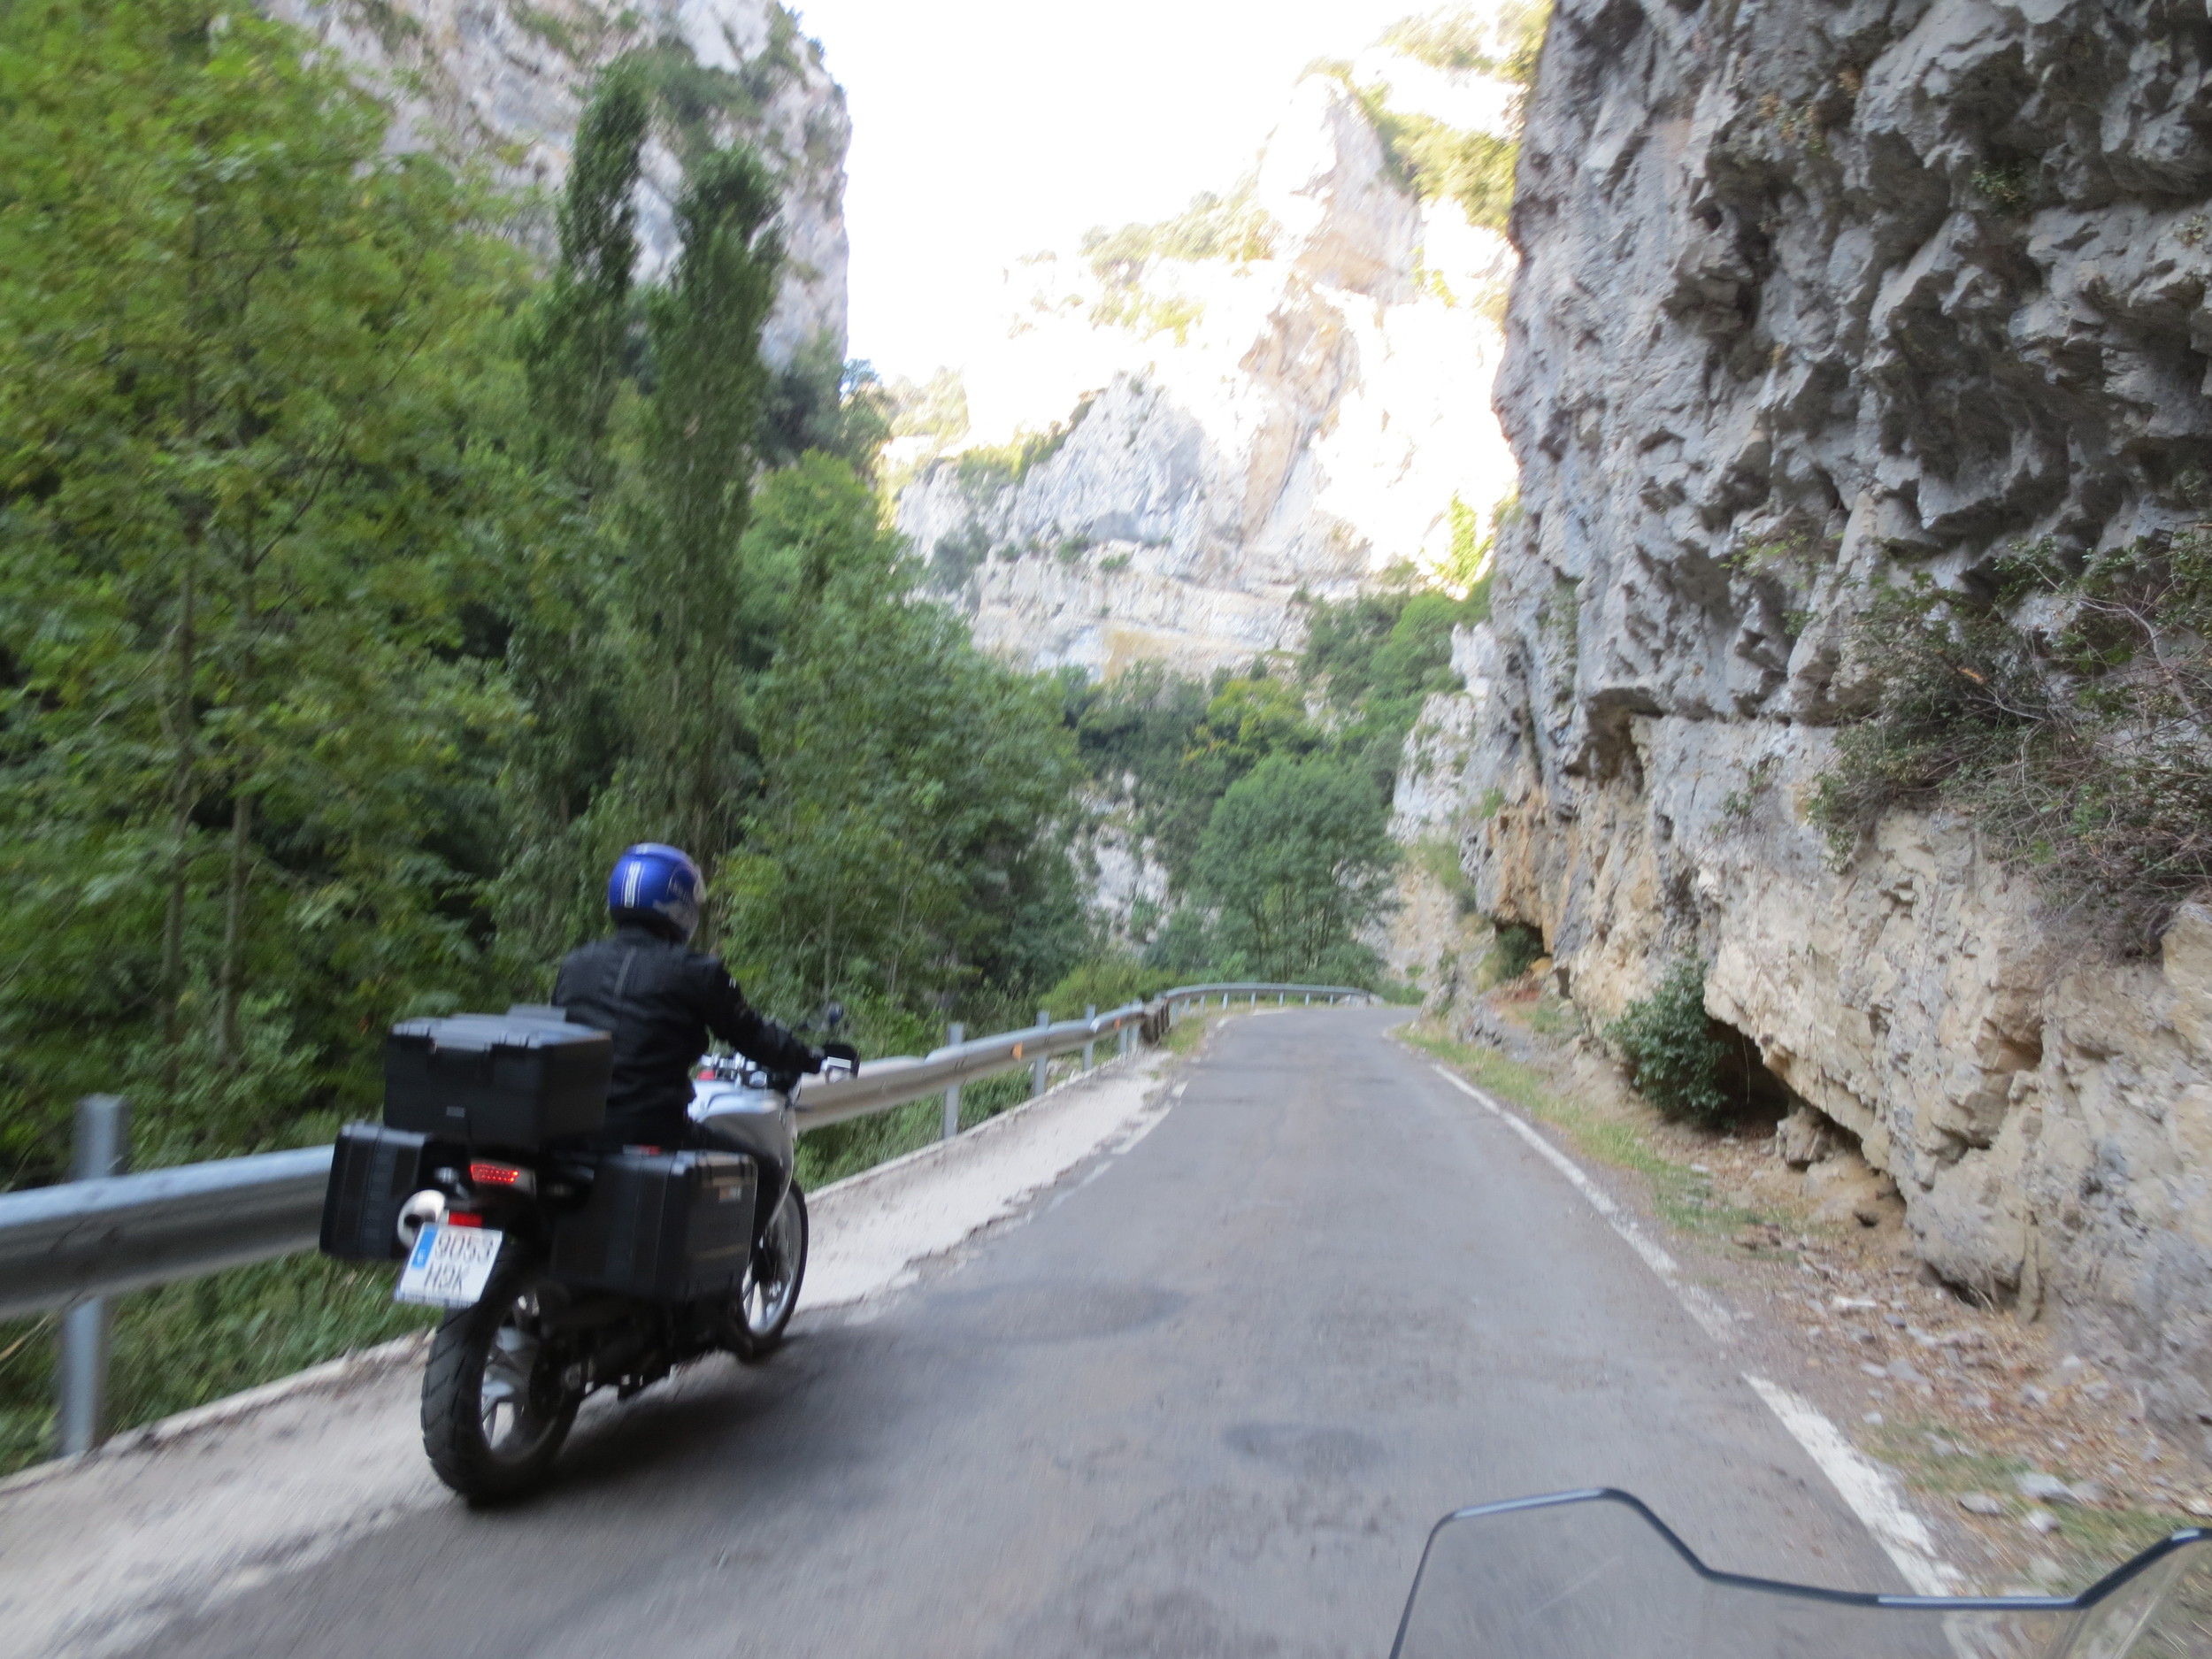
(0, 4, 1088, 1185)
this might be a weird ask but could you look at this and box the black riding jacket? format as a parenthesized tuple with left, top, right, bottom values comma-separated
(553, 926, 817, 1148)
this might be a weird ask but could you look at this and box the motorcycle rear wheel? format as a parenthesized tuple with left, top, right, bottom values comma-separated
(729, 1185, 807, 1363)
(421, 1251, 580, 1502)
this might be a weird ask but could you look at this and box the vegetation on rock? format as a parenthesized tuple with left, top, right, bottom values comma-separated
(1810, 531, 2212, 948)
(1081, 186, 1278, 287)
(1353, 86, 1521, 232)
(1380, 2, 1550, 83)
(1604, 958, 1731, 1126)
(1064, 581, 1487, 982)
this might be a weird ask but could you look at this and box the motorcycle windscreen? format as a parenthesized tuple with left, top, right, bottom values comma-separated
(1388, 1489, 2212, 1659)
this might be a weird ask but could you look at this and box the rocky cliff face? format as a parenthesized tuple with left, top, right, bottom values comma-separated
(1425, 0, 2212, 1445)
(895, 69, 1520, 677)
(271, 0, 848, 365)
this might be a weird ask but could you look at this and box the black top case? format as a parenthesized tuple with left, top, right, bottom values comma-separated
(384, 1008, 612, 1150)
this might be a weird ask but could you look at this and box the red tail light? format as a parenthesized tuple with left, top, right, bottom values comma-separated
(445, 1211, 484, 1228)
(468, 1161, 524, 1187)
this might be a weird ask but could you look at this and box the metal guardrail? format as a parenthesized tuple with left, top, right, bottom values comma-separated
(788, 982, 1362, 1128)
(0, 982, 1365, 1325)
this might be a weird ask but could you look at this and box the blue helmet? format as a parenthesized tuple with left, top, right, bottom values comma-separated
(606, 843, 703, 943)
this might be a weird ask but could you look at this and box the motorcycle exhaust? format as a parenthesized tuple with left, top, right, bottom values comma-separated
(396, 1188, 449, 1250)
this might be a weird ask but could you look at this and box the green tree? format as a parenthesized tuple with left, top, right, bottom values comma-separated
(620, 145, 783, 873)
(760, 334, 895, 476)
(523, 64, 650, 501)
(718, 455, 1084, 1021)
(1190, 755, 1396, 981)
(495, 66, 652, 964)
(0, 0, 529, 1178)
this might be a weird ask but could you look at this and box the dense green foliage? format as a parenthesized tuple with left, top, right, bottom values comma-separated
(1064, 582, 1487, 982)
(715, 456, 1085, 1036)
(1193, 756, 1400, 981)
(0, 4, 1087, 1194)
(0, 0, 535, 1180)
(1809, 533, 2212, 948)
(1604, 957, 1731, 1126)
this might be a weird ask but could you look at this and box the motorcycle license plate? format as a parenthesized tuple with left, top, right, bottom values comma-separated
(395, 1224, 503, 1309)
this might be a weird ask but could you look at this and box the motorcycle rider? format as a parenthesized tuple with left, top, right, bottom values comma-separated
(553, 842, 822, 1149)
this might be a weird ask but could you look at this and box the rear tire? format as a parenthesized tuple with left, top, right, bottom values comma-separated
(421, 1249, 580, 1502)
(729, 1185, 807, 1363)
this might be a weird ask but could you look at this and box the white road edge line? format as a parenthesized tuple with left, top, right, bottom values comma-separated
(1744, 1374, 1955, 1594)
(1426, 1064, 1732, 1339)
(1425, 1061, 1956, 1595)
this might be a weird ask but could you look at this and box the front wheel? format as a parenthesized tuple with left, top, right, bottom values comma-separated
(728, 1185, 807, 1363)
(420, 1250, 580, 1502)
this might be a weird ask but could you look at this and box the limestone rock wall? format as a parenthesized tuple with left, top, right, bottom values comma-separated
(1450, 0, 2212, 1443)
(271, 0, 848, 365)
(895, 71, 1520, 677)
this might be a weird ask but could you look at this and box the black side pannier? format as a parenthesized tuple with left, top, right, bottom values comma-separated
(383, 1008, 611, 1149)
(550, 1150, 757, 1301)
(320, 1122, 429, 1262)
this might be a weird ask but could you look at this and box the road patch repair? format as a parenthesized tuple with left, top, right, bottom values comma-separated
(0, 1044, 1180, 1659)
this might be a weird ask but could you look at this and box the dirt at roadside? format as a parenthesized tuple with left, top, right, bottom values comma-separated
(1418, 987, 2208, 1597)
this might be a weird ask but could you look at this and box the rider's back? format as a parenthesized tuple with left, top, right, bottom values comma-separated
(553, 924, 724, 1147)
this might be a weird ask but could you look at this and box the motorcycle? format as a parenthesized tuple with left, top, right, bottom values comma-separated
(1389, 1487, 2211, 1658)
(324, 1006, 857, 1504)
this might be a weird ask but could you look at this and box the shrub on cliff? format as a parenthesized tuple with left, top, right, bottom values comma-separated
(1810, 531, 2212, 948)
(1605, 958, 1730, 1126)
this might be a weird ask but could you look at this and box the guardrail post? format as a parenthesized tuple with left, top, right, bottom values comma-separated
(1118, 1019, 1132, 1057)
(57, 1094, 130, 1457)
(1082, 1005, 1096, 1071)
(941, 1022, 964, 1141)
(1031, 1009, 1049, 1097)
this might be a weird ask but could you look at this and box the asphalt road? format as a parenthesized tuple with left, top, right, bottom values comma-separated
(127, 1007, 1901, 1658)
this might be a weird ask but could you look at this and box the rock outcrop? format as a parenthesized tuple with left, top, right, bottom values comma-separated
(271, 0, 848, 365)
(1429, 0, 2212, 1445)
(895, 69, 1520, 677)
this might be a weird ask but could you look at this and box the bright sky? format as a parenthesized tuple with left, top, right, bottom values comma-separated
(789, 0, 1425, 384)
